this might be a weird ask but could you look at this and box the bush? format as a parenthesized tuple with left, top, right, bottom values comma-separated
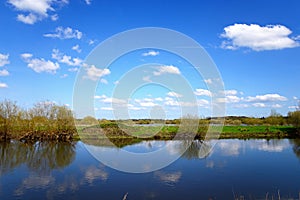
(288, 111, 300, 128)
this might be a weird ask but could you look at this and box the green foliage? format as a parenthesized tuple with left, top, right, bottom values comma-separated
(288, 111, 300, 128)
(80, 116, 99, 125)
(0, 100, 76, 142)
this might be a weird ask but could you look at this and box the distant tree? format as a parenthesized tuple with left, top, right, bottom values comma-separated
(288, 101, 300, 128)
(81, 116, 98, 125)
(0, 100, 20, 139)
(265, 109, 285, 126)
(288, 111, 300, 128)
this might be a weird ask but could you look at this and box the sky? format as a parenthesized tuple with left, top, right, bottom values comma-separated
(0, 0, 300, 119)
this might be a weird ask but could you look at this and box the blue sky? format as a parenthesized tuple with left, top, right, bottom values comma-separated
(0, 0, 300, 119)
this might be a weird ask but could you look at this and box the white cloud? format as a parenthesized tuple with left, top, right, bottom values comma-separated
(197, 99, 209, 107)
(153, 65, 181, 76)
(0, 69, 9, 76)
(68, 67, 78, 72)
(60, 74, 68, 78)
(221, 24, 299, 51)
(101, 97, 127, 104)
(252, 103, 266, 108)
(17, 13, 38, 24)
(0, 54, 10, 67)
(0, 83, 8, 88)
(288, 106, 298, 109)
(8, 0, 68, 24)
(164, 97, 180, 106)
(52, 49, 83, 66)
(72, 44, 81, 53)
(194, 89, 212, 97)
(271, 104, 282, 108)
(224, 90, 238, 95)
(245, 94, 287, 102)
(88, 39, 96, 45)
(139, 101, 157, 107)
(204, 79, 212, 84)
(84, 65, 111, 81)
(50, 14, 58, 21)
(21, 53, 59, 74)
(100, 79, 108, 84)
(142, 50, 159, 56)
(101, 107, 113, 111)
(20, 53, 32, 59)
(94, 95, 107, 99)
(44, 27, 82, 39)
(134, 98, 157, 107)
(225, 95, 241, 103)
(8, 0, 54, 15)
(142, 76, 152, 82)
(233, 104, 249, 108)
(167, 91, 182, 98)
(155, 97, 163, 101)
(128, 105, 144, 111)
(85, 0, 92, 5)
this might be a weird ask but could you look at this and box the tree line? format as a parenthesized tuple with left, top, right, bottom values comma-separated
(0, 99, 76, 142)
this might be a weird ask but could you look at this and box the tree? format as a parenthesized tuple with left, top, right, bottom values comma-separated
(0, 100, 20, 140)
(81, 116, 98, 125)
(288, 100, 300, 128)
(288, 111, 300, 128)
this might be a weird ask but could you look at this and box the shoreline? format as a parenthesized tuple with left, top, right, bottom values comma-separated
(2, 124, 297, 143)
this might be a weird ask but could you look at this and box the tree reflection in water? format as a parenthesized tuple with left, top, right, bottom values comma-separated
(0, 141, 76, 175)
(290, 139, 300, 159)
(179, 140, 212, 159)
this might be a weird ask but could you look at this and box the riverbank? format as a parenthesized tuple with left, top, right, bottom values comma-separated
(78, 123, 299, 142)
(1, 122, 299, 143)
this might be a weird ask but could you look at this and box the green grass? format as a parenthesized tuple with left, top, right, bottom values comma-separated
(78, 123, 299, 141)
(220, 125, 298, 139)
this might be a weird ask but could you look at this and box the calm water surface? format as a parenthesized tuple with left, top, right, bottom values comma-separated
(1, 139, 300, 200)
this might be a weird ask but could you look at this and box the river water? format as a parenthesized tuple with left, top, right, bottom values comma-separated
(0, 139, 300, 199)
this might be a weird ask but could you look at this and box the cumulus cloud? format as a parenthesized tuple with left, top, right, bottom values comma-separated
(134, 98, 158, 107)
(142, 50, 159, 56)
(153, 65, 180, 76)
(252, 103, 266, 108)
(52, 49, 83, 66)
(245, 94, 287, 102)
(221, 24, 299, 51)
(0, 69, 9, 76)
(17, 13, 38, 24)
(21, 53, 59, 74)
(68, 67, 78, 72)
(8, 0, 68, 24)
(44, 27, 82, 39)
(100, 107, 113, 111)
(167, 91, 182, 98)
(72, 44, 81, 53)
(223, 90, 238, 96)
(0, 83, 8, 88)
(50, 14, 58, 21)
(194, 89, 212, 97)
(0, 53, 10, 67)
(84, 65, 111, 81)
(225, 95, 241, 103)
(85, 0, 92, 5)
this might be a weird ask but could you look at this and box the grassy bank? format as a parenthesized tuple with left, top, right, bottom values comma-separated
(78, 122, 299, 142)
